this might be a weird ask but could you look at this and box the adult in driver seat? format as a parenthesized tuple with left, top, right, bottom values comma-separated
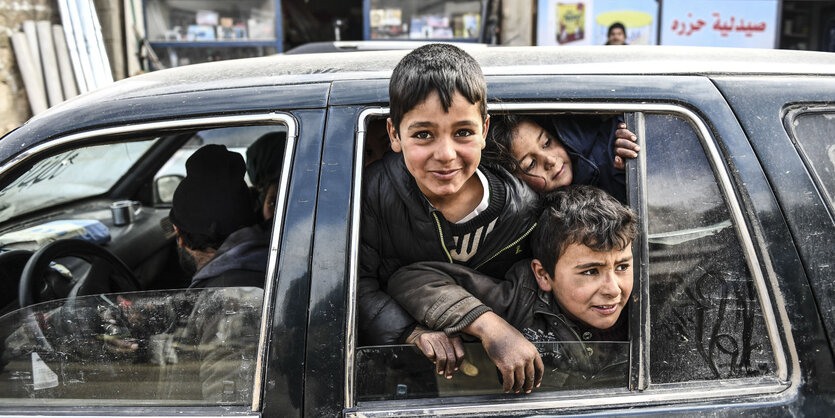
(167, 144, 269, 289)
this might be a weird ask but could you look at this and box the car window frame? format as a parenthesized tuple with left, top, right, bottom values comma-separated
(0, 113, 298, 414)
(782, 104, 835, 220)
(781, 103, 835, 361)
(345, 102, 789, 416)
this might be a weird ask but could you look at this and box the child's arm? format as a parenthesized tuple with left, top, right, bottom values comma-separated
(389, 261, 543, 393)
(388, 261, 532, 332)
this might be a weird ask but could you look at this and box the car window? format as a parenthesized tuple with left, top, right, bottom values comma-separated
(0, 141, 157, 223)
(352, 108, 783, 410)
(0, 119, 292, 408)
(643, 113, 776, 383)
(354, 111, 631, 402)
(356, 341, 629, 401)
(0, 288, 262, 405)
(155, 125, 287, 186)
(786, 109, 835, 210)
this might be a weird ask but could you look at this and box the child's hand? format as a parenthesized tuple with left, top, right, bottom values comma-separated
(614, 123, 640, 170)
(407, 325, 465, 379)
(465, 312, 544, 394)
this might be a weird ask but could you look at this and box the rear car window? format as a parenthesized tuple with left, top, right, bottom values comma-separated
(786, 109, 835, 210)
(643, 113, 776, 383)
(351, 108, 782, 407)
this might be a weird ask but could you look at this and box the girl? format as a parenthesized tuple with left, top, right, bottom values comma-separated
(485, 114, 638, 202)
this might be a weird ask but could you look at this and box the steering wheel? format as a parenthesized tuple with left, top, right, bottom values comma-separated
(19, 239, 140, 307)
(0, 249, 33, 312)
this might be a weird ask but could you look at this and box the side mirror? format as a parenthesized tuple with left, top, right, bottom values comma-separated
(154, 174, 184, 205)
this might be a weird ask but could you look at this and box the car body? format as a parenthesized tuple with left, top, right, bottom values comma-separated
(0, 46, 834, 416)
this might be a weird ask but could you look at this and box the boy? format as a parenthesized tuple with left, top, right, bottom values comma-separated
(387, 185, 638, 393)
(359, 44, 540, 362)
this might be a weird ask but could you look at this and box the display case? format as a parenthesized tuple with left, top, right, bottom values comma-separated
(144, 0, 282, 67)
(363, 0, 487, 42)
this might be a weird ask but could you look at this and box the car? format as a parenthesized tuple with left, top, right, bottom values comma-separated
(283, 40, 489, 54)
(0, 45, 834, 416)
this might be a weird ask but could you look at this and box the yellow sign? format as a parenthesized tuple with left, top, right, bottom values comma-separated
(557, 3, 586, 44)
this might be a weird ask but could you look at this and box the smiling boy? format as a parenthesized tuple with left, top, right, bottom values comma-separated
(387, 185, 638, 391)
(359, 44, 541, 379)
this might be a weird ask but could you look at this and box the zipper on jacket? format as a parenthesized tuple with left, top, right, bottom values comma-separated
(473, 222, 538, 271)
(537, 309, 584, 342)
(432, 212, 454, 263)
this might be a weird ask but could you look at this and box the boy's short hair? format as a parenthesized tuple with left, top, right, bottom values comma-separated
(531, 185, 637, 275)
(388, 43, 487, 134)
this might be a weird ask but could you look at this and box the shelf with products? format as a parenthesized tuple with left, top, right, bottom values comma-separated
(363, 0, 487, 42)
(144, 0, 282, 67)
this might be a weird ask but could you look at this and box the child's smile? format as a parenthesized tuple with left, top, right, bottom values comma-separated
(388, 90, 488, 217)
(510, 120, 573, 194)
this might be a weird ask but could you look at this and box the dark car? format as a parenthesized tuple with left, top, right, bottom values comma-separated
(0, 46, 834, 416)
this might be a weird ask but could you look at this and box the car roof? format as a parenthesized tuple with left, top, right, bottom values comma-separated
(3, 45, 835, 165)
(51, 45, 835, 108)
(284, 40, 490, 54)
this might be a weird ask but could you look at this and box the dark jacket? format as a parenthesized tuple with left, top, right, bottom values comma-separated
(190, 224, 269, 289)
(548, 115, 626, 203)
(388, 260, 629, 376)
(359, 152, 539, 345)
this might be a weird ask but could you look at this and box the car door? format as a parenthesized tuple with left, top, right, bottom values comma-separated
(713, 75, 835, 400)
(0, 83, 328, 416)
(310, 73, 810, 416)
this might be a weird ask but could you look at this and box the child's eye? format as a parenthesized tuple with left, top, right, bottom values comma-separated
(412, 131, 432, 140)
(580, 268, 598, 276)
(523, 159, 536, 172)
(455, 129, 475, 137)
(543, 137, 551, 148)
(616, 263, 631, 272)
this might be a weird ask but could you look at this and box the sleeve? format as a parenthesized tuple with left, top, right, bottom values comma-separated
(357, 173, 418, 345)
(387, 261, 527, 335)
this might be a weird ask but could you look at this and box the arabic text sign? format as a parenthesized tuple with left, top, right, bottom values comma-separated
(661, 0, 779, 48)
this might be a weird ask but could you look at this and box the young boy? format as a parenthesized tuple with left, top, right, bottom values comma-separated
(387, 185, 638, 393)
(359, 44, 540, 354)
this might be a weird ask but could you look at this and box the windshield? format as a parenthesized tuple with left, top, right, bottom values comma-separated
(0, 140, 157, 223)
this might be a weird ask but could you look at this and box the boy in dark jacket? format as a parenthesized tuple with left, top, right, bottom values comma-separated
(359, 43, 542, 384)
(388, 185, 638, 392)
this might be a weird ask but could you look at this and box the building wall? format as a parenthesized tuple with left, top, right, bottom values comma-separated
(0, 0, 55, 137)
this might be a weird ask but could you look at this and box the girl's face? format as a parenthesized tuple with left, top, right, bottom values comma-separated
(510, 120, 573, 193)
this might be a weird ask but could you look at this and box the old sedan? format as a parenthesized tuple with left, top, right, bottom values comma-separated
(0, 46, 834, 416)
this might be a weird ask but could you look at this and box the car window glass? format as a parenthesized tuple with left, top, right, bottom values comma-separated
(0, 288, 262, 406)
(0, 123, 290, 407)
(0, 141, 157, 223)
(788, 111, 835, 209)
(356, 342, 628, 401)
(154, 125, 287, 186)
(644, 114, 776, 384)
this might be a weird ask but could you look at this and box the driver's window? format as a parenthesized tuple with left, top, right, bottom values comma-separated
(0, 288, 263, 405)
(0, 122, 289, 407)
